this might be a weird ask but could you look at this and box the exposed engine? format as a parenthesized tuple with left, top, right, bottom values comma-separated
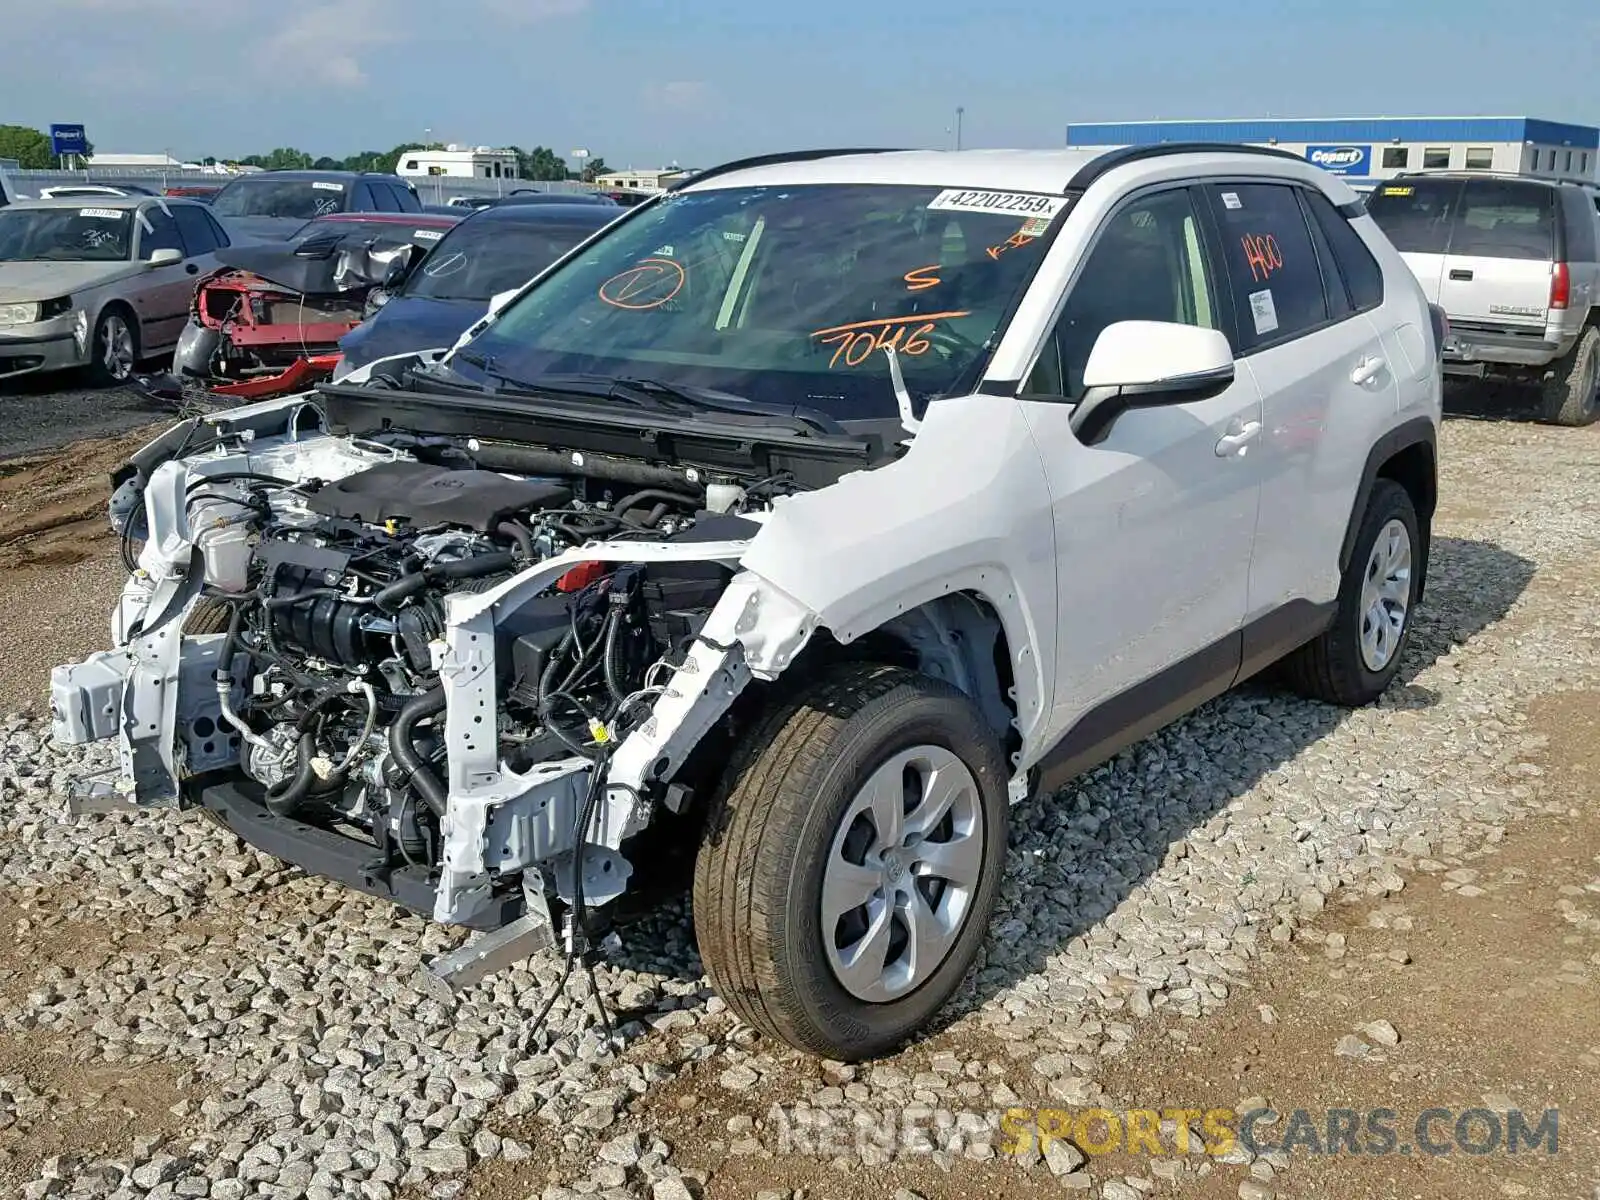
(191, 454, 746, 877)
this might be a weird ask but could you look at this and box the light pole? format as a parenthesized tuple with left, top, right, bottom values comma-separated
(955, 107, 965, 151)
(571, 148, 591, 189)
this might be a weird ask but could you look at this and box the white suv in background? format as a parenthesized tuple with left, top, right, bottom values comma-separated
(55, 144, 1443, 1060)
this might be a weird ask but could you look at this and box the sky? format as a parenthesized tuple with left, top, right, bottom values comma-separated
(2, 0, 1599, 169)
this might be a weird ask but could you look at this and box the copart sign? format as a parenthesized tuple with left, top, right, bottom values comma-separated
(1304, 145, 1371, 176)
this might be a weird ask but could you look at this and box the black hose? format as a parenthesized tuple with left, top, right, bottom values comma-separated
(611, 489, 700, 523)
(497, 520, 536, 561)
(264, 733, 317, 817)
(389, 686, 448, 818)
(373, 551, 517, 613)
(602, 608, 629, 704)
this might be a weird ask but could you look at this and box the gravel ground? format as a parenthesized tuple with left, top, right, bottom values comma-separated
(1, 403, 1597, 1200)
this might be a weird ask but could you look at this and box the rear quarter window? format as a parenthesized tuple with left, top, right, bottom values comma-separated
(1558, 187, 1598, 263)
(1303, 189, 1385, 312)
(1448, 181, 1555, 261)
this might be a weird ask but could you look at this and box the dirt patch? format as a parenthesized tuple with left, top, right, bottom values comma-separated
(0, 425, 161, 570)
(1095, 688, 1600, 1200)
(0, 425, 164, 714)
(0, 1032, 196, 1195)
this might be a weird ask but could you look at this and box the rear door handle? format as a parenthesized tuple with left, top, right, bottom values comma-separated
(1449, 268, 1474, 281)
(1350, 355, 1387, 386)
(1215, 420, 1262, 457)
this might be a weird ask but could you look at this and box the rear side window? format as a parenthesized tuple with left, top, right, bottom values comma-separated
(1303, 190, 1384, 312)
(1367, 180, 1461, 254)
(388, 183, 422, 213)
(1558, 187, 1597, 263)
(1449, 181, 1555, 261)
(1208, 183, 1328, 350)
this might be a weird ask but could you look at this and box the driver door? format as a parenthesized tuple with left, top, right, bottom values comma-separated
(1018, 184, 1266, 772)
(131, 206, 197, 351)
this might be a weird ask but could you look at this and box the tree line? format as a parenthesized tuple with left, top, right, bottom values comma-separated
(0, 126, 606, 181)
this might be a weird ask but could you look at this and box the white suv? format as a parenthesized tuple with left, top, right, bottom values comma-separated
(53, 144, 1442, 1061)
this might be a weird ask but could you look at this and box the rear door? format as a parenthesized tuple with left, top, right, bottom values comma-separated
(1436, 179, 1558, 329)
(1365, 178, 1459, 303)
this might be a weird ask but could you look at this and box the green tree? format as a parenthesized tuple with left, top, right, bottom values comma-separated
(261, 147, 314, 171)
(0, 124, 54, 169)
(510, 145, 570, 182)
(581, 157, 608, 183)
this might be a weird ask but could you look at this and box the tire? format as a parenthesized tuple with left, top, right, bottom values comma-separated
(1540, 325, 1600, 426)
(182, 597, 234, 636)
(692, 662, 1008, 1061)
(89, 307, 140, 387)
(1283, 479, 1420, 707)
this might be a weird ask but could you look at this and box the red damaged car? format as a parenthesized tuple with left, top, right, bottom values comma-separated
(172, 212, 460, 398)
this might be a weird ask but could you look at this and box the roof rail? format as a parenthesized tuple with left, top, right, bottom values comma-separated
(667, 148, 909, 191)
(1066, 141, 1311, 193)
(1392, 169, 1570, 184)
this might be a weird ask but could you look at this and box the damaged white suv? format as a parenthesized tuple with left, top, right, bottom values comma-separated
(52, 145, 1442, 1060)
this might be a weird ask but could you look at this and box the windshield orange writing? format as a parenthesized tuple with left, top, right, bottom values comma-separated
(904, 265, 941, 292)
(598, 258, 686, 310)
(810, 311, 970, 369)
(1240, 233, 1283, 284)
(986, 230, 1036, 261)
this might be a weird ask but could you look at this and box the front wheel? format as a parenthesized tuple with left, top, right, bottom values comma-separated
(1283, 479, 1420, 706)
(89, 308, 140, 386)
(692, 663, 1008, 1060)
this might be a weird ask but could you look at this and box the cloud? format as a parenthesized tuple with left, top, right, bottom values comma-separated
(647, 80, 712, 111)
(480, 0, 589, 21)
(257, 0, 407, 88)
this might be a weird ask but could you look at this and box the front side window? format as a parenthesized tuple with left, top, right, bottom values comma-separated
(0, 207, 134, 262)
(1025, 188, 1217, 399)
(455, 183, 1065, 421)
(138, 208, 185, 259)
(172, 205, 220, 255)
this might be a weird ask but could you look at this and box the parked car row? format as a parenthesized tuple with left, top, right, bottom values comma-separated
(0, 173, 624, 390)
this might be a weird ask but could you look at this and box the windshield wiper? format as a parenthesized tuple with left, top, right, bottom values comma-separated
(536, 373, 847, 435)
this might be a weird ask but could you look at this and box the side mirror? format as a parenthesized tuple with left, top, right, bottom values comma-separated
(1071, 321, 1236, 445)
(382, 256, 409, 291)
(146, 247, 183, 268)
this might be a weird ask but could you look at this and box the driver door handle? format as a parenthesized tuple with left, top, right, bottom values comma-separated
(1215, 420, 1262, 457)
(1350, 355, 1387, 386)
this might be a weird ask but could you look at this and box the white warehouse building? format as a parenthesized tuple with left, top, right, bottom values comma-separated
(1064, 117, 1600, 190)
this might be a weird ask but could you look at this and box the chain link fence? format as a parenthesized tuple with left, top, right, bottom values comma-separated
(6, 168, 603, 205)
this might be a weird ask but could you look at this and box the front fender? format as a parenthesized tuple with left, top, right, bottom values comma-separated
(739, 394, 1057, 757)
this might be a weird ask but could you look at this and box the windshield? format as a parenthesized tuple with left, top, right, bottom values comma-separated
(451, 183, 1063, 419)
(0, 207, 133, 262)
(213, 178, 347, 220)
(404, 220, 597, 301)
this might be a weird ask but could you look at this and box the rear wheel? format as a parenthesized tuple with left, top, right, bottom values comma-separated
(1541, 325, 1600, 426)
(692, 663, 1008, 1060)
(1283, 479, 1420, 707)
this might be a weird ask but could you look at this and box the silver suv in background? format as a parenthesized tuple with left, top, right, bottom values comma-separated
(1367, 173, 1600, 425)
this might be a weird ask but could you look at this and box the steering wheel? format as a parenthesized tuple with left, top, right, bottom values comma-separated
(916, 320, 986, 361)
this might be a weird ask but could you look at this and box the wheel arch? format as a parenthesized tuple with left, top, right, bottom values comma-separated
(1339, 417, 1437, 601)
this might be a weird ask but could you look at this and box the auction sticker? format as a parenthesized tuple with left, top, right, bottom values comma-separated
(1248, 289, 1279, 336)
(928, 189, 1067, 218)
(79, 208, 122, 219)
(313, 181, 345, 191)
(412, 229, 443, 241)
